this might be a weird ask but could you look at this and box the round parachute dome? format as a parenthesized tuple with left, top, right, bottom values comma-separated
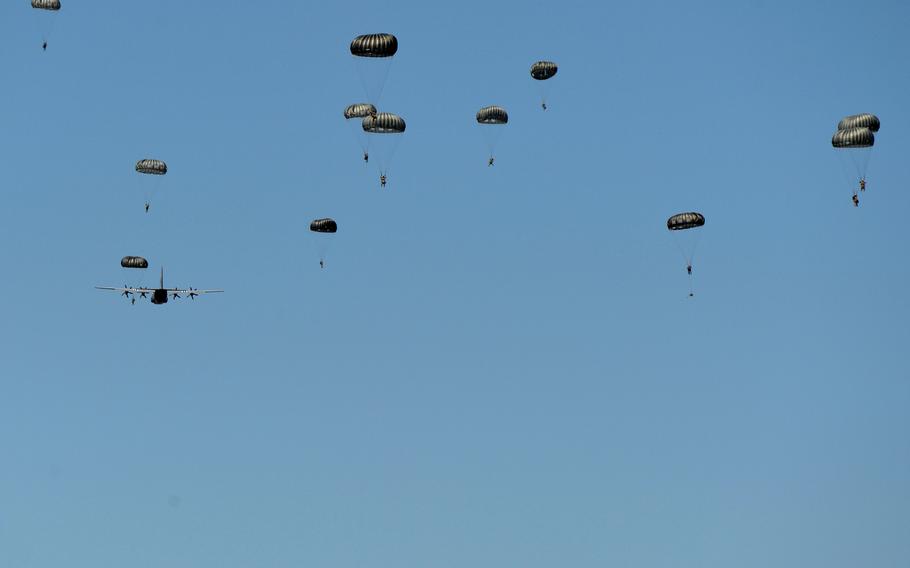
(476, 106, 508, 124)
(667, 212, 705, 231)
(832, 127, 874, 148)
(362, 112, 406, 133)
(310, 218, 337, 233)
(121, 256, 149, 269)
(32, 0, 61, 10)
(344, 103, 377, 120)
(837, 113, 880, 133)
(136, 159, 167, 175)
(530, 61, 558, 80)
(350, 34, 398, 58)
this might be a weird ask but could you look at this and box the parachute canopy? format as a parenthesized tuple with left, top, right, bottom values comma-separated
(667, 212, 705, 231)
(31, 0, 60, 10)
(530, 61, 558, 81)
(344, 103, 377, 120)
(476, 106, 508, 125)
(121, 256, 149, 269)
(136, 159, 167, 175)
(832, 127, 874, 149)
(837, 113, 880, 133)
(310, 218, 337, 233)
(350, 34, 398, 58)
(362, 112, 406, 133)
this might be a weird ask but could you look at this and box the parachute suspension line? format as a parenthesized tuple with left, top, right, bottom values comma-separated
(850, 148, 872, 184)
(672, 238, 689, 267)
(376, 133, 403, 182)
(352, 58, 394, 107)
(688, 229, 704, 266)
(836, 150, 869, 195)
(36, 10, 60, 44)
(373, 61, 393, 105)
(672, 228, 702, 296)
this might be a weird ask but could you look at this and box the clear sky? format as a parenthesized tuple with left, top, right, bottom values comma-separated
(1, 1, 908, 566)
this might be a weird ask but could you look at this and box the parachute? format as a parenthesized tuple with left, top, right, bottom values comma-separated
(350, 34, 398, 58)
(31, 0, 60, 10)
(831, 127, 874, 148)
(344, 103, 377, 120)
(310, 218, 338, 233)
(476, 106, 508, 164)
(362, 113, 405, 184)
(837, 113, 880, 133)
(667, 212, 705, 297)
(350, 33, 398, 104)
(667, 212, 705, 231)
(135, 158, 167, 211)
(344, 103, 377, 162)
(476, 106, 509, 125)
(121, 256, 149, 269)
(362, 112, 406, 133)
(832, 115, 879, 196)
(530, 61, 558, 81)
(136, 159, 167, 175)
(530, 61, 558, 109)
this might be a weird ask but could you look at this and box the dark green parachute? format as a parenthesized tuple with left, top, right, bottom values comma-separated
(837, 113, 880, 133)
(350, 34, 398, 58)
(310, 218, 337, 233)
(530, 61, 558, 80)
(362, 112, 406, 133)
(344, 103, 377, 119)
(31, 0, 60, 10)
(121, 256, 149, 269)
(832, 127, 874, 148)
(136, 159, 167, 175)
(667, 212, 705, 231)
(476, 106, 508, 125)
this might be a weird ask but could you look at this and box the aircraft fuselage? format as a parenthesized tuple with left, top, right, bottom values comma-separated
(151, 289, 168, 304)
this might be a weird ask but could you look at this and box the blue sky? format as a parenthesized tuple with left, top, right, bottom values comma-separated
(1, 1, 908, 566)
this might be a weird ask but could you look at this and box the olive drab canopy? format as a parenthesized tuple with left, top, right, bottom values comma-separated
(136, 159, 168, 175)
(362, 112, 406, 134)
(121, 256, 149, 269)
(31, 0, 60, 10)
(832, 127, 874, 149)
(350, 34, 398, 58)
(667, 212, 706, 231)
(837, 113, 880, 133)
(310, 219, 338, 233)
(349, 34, 398, 105)
(344, 103, 377, 120)
(476, 106, 509, 125)
(530, 61, 558, 80)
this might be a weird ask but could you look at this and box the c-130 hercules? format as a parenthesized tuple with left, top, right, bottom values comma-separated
(96, 268, 223, 305)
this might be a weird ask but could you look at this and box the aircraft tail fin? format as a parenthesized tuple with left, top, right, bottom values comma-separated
(160, 267, 164, 289)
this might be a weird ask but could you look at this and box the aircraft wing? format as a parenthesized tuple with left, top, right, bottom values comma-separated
(95, 286, 151, 296)
(165, 288, 224, 298)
